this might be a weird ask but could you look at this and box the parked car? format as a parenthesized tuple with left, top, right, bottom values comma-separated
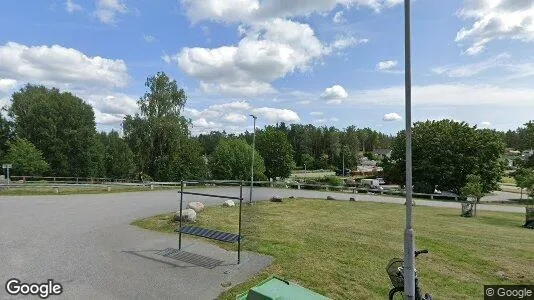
(376, 177, 386, 185)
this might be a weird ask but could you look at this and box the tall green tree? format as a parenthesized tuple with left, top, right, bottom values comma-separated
(9, 85, 101, 177)
(385, 120, 505, 194)
(3, 137, 49, 175)
(256, 127, 294, 179)
(0, 114, 12, 157)
(209, 138, 265, 180)
(123, 72, 205, 181)
(514, 168, 534, 200)
(99, 131, 136, 179)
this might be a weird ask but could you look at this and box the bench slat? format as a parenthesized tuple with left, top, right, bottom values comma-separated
(176, 226, 241, 243)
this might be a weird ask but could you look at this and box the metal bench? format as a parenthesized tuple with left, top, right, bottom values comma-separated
(176, 180, 244, 263)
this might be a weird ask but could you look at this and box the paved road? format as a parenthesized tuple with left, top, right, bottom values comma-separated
(0, 187, 524, 299)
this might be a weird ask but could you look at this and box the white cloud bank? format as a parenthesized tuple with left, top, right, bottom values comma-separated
(0, 42, 129, 89)
(0, 41, 132, 126)
(167, 1, 391, 96)
(456, 0, 534, 55)
(184, 100, 300, 133)
(345, 83, 534, 107)
(181, 0, 402, 24)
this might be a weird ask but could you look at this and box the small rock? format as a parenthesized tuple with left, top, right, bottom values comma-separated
(404, 200, 416, 206)
(349, 197, 356, 201)
(222, 200, 235, 207)
(173, 208, 197, 222)
(326, 196, 335, 200)
(187, 201, 205, 213)
(289, 196, 295, 199)
(221, 281, 232, 287)
(495, 271, 507, 279)
(271, 196, 283, 202)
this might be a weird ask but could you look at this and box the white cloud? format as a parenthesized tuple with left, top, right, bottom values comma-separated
(383, 112, 401, 121)
(344, 83, 534, 107)
(94, 110, 124, 125)
(432, 53, 510, 77)
(174, 1, 384, 96)
(85, 93, 137, 115)
(94, 0, 127, 25)
(456, 0, 534, 55)
(377, 60, 398, 70)
(310, 111, 323, 116)
(333, 11, 346, 23)
(298, 100, 311, 105)
(315, 117, 339, 124)
(173, 18, 328, 96)
(0, 79, 17, 93)
(185, 100, 300, 133)
(330, 36, 368, 51)
(0, 42, 129, 89)
(480, 121, 492, 128)
(320, 85, 348, 102)
(252, 107, 300, 123)
(192, 118, 219, 128)
(385, 0, 403, 7)
(143, 35, 156, 42)
(327, 99, 343, 104)
(224, 113, 248, 123)
(181, 0, 402, 24)
(66, 0, 83, 13)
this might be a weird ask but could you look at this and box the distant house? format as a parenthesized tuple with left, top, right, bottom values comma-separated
(372, 149, 392, 160)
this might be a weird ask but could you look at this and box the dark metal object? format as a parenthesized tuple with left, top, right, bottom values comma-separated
(177, 181, 244, 264)
(176, 226, 240, 243)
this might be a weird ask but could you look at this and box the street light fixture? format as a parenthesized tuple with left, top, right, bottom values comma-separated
(249, 114, 257, 204)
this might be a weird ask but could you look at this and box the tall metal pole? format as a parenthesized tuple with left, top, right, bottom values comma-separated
(249, 115, 257, 204)
(238, 181, 243, 264)
(342, 147, 345, 177)
(178, 180, 184, 250)
(403, 0, 416, 298)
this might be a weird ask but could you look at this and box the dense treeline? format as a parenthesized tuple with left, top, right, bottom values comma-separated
(0, 72, 532, 183)
(503, 121, 534, 151)
(198, 124, 393, 171)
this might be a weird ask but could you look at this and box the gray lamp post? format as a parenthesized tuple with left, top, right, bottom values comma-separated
(249, 114, 257, 204)
(403, 0, 416, 298)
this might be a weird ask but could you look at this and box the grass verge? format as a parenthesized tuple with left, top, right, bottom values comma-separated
(0, 185, 196, 196)
(132, 198, 534, 299)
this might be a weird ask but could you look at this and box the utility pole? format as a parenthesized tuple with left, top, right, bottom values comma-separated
(403, 0, 416, 299)
(249, 114, 257, 204)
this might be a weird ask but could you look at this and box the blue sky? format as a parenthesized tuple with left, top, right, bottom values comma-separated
(1, 0, 533, 135)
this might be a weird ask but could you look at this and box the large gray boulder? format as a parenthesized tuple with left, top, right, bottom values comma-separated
(222, 200, 235, 207)
(174, 208, 197, 222)
(326, 196, 336, 200)
(187, 201, 205, 213)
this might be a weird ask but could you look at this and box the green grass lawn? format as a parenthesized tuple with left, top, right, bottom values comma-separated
(131, 199, 534, 300)
(0, 185, 179, 196)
